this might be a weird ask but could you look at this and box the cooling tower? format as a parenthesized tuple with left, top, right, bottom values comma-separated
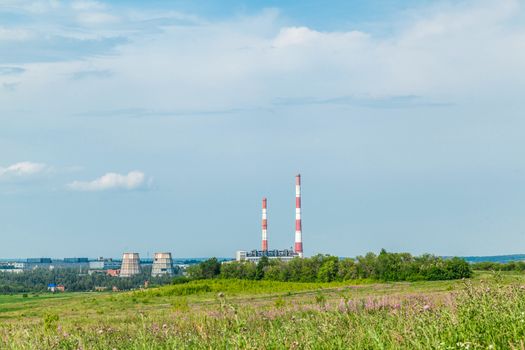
(120, 252, 141, 277)
(151, 252, 175, 277)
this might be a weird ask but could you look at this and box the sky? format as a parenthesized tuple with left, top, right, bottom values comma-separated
(1, 0, 525, 259)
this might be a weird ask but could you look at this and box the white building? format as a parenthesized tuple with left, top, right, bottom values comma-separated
(235, 249, 300, 263)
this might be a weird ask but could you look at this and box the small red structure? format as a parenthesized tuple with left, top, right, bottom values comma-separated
(106, 269, 120, 277)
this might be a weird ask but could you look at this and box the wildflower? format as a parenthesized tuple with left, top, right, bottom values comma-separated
(365, 298, 375, 311)
(338, 299, 347, 313)
(346, 300, 356, 312)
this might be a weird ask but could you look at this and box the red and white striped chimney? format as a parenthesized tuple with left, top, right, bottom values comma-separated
(262, 197, 268, 251)
(294, 174, 303, 257)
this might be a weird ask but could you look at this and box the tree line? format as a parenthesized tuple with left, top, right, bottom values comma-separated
(471, 261, 525, 271)
(0, 250, 474, 293)
(187, 249, 472, 282)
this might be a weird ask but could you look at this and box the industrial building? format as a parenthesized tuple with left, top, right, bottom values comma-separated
(151, 252, 175, 276)
(89, 258, 121, 271)
(88, 257, 122, 276)
(236, 174, 304, 263)
(0, 255, 179, 277)
(120, 253, 141, 277)
(0, 258, 91, 272)
(0, 262, 24, 273)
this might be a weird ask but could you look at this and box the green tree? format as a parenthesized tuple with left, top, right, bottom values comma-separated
(256, 256, 269, 280)
(317, 258, 338, 282)
(199, 258, 221, 279)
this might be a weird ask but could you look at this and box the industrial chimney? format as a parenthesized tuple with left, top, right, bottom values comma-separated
(120, 253, 141, 277)
(294, 174, 303, 257)
(151, 252, 175, 277)
(262, 197, 268, 251)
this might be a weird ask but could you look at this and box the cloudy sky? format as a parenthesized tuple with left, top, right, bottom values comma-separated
(1, 0, 525, 259)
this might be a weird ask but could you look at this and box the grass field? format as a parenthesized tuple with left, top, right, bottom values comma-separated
(1, 271, 525, 349)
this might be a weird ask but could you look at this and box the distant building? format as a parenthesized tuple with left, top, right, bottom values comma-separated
(151, 252, 175, 277)
(47, 284, 64, 293)
(64, 257, 89, 263)
(0, 263, 24, 274)
(106, 269, 120, 277)
(236, 175, 304, 262)
(89, 258, 121, 271)
(236, 249, 300, 263)
(236, 251, 247, 262)
(27, 258, 52, 264)
(120, 253, 141, 277)
(23, 258, 89, 270)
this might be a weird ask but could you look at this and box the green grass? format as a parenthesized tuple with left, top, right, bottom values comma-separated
(1, 272, 525, 349)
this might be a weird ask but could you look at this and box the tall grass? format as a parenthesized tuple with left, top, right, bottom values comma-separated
(1, 279, 525, 349)
(133, 279, 368, 298)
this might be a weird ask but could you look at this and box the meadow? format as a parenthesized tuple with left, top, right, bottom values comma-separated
(1, 272, 525, 349)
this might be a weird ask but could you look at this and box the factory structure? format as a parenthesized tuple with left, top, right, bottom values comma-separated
(119, 253, 141, 277)
(0, 173, 308, 280)
(0, 253, 177, 278)
(236, 174, 304, 263)
(119, 252, 176, 277)
(151, 253, 176, 276)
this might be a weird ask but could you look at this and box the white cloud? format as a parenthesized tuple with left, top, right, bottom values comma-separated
(71, 0, 107, 11)
(1, 0, 524, 115)
(76, 12, 119, 25)
(0, 27, 33, 41)
(1, 0, 61, 14)
(0, 161, 49, 179)
(67, 171, 149, 191)
(272, 27, 322, 47)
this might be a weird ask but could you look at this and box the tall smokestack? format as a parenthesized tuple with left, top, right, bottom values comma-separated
(262, 197, 268, 251)
(294, 174, 303, 257)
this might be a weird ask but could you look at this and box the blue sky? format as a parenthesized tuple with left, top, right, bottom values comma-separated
(1, 0, 525, 259)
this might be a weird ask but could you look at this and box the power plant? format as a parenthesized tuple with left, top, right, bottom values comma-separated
(151, 252, 175, 276)
(119, 253, 141, 277)
(236, 174, 304, 262)
(1, 175, 305, 276)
